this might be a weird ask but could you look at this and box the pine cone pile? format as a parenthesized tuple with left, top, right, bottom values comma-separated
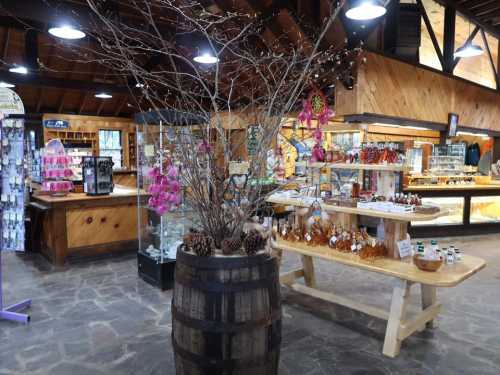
(221, 237, 242, 255)
(183, 231, 214, 257)
(243, 229, 266, 255)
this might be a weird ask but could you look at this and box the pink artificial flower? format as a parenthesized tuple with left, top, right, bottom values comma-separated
(313, 127, 322, 143)
(169, 180, 180, 193)
(311, 143, 325, 162)
(167, 165, 178, 179)
(318, 107, 335, 126)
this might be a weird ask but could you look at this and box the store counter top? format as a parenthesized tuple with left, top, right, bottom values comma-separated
(405, 184, 500, 192)
(32, 185, 148, 265)
(32, 185, 146, 208)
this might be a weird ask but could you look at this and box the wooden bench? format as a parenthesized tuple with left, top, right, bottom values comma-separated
(271, 238, 486, 358)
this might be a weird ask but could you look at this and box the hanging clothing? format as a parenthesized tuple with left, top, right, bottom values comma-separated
(466, 143, 481, 166)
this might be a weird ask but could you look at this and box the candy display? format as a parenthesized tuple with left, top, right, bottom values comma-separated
(41, 139, 74, 196)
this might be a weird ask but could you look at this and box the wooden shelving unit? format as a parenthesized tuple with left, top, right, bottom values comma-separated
(266, 196, 442, 222)
(297, 161, 406, 172)
(45, 130, 98, 155)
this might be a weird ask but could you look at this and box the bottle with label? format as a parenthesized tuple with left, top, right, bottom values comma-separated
(446, 250, 455, 265)
(435, 248, 442, 260)
(430, 240, 439, 259)
(454, 248, 462, 262)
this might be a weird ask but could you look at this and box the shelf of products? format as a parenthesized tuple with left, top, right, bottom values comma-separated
(67, 148, 93, 181)
(303, 162, 405, 172)
(267, 195, 442, 222)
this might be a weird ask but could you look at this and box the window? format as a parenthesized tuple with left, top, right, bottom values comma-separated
(99, 130, 122, 169)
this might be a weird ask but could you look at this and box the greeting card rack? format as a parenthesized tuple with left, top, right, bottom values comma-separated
(0, 89, 31, 324)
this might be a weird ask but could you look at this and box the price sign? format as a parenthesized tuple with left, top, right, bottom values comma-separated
(397, 239, 413, 259)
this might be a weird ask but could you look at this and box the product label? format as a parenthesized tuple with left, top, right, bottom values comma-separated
(397, 239, 413, 258)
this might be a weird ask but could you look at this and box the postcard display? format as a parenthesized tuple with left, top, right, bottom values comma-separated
(0, 88, 31, 324)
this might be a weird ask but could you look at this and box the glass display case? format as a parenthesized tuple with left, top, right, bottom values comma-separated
(411, 197, 464, 226)
(470, 196, 500, 223)
(136, 119, 199, 289)
(429, 144, 466, 176)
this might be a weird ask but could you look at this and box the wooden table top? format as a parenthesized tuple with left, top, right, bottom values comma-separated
(272, 239, 486, 287)
(266, 196, 443, 222)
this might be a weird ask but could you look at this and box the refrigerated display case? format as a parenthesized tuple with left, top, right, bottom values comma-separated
(411, 197, 464, 226)
(407, 185, 500, 237)
(470, 196, 500, 223)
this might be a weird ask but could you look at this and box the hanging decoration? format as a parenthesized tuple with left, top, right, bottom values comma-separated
(298, 88, 335, 129)
(148, 164, 181, 216)
(298, 88, 335, 163)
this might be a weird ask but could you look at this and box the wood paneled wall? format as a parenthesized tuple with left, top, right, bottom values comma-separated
(336, 52, 500, 132)
(42, 113, 136, 169)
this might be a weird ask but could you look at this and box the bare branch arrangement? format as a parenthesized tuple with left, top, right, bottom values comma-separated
(82, 0, 362, 253)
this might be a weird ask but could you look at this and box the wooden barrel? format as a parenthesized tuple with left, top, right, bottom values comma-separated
(172, 249, 281, 375)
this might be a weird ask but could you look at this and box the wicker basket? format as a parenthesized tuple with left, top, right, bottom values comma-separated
(413, 255, 443, 272)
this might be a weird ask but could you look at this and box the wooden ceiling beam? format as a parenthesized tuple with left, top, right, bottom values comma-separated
(474, 2, 500, 17)
(435, 0, 500, 39)
(0, 70, 131, 93)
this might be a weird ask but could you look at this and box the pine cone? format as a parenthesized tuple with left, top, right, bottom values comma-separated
(191, 233, 214, 257)
(182, 228, 199, 249)
(221, 237, 242, 255)
(243, 229, 266, 255)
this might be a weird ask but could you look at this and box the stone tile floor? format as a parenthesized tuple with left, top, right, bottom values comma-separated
(1, 235, 500, 374)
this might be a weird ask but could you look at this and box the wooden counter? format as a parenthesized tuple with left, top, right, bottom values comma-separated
(406, 184, 500, 191)
(405, 185, 500, 237)
(32, 186, 148, 265)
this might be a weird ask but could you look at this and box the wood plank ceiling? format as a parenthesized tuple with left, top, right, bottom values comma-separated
(0, 0, 352, 117)
(448, 0, 500, 36)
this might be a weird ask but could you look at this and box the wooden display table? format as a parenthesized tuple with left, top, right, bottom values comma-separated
(32, 186, 148, 265)
(266, 195, 443, 258)
(272, 238, 486, 358)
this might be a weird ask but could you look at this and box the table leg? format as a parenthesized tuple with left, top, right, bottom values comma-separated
(421, 284, 438, 328)
(300, 255, 316, 288)
(383, 220, 408, 259)
(383, 279, 411, 358)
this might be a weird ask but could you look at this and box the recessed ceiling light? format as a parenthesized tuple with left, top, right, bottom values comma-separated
(95, 93, 112, 99)
(346, 1, 387, 21)
(193, 53, 219, 64)
(49, 25, 86, 40)
(0, 82, 15, 88)
(9, 65, 28, 74)
(454, 43, 484, 58)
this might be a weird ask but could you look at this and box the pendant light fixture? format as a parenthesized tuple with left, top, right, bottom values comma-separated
(454, 21, 483, 58)
(193, 52, 219, 64)
(95, 93, 113, 99)
(49, 25, 86, 40)
(346, 0, 387, 21)
(9, 65, 28, 74)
